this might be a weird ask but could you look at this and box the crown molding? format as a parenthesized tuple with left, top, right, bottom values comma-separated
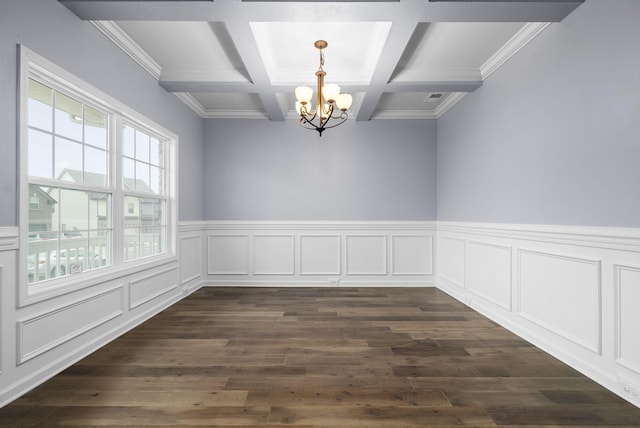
(393, 67, 482, 84)
(90, 20, 162, 80)
(371, 110, 438, 120)
(434, 92, 468, 118)
(173, 93, 268, 119)
(204, 110, 269, 119)
(480, 22, 551, 80)
(173, 93, 207, 118)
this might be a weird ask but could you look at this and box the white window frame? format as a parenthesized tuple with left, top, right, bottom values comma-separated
(18, 46, 178, 306)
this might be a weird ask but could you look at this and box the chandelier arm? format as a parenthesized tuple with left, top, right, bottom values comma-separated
(299, 113, 322, 131)
(300, 106, 318, 122)
(319, 112, 348, 130)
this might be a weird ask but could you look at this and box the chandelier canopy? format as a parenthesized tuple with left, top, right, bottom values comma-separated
(295, 40, 352, 136)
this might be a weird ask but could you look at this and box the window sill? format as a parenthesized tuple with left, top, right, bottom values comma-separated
(21, 253, 178, 307)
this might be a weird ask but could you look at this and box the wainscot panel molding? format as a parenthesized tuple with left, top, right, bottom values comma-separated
(437, 221, 640, 408)
(0, 226, 203, 408)
(17, 286, 124, 364)
(202, 221, 436, 287)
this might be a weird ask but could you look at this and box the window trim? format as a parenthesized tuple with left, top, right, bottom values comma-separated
(18, 45, 178, 307)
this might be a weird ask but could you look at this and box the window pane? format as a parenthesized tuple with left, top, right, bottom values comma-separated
(60, 188, 88, 231)
(28, 185, 56, 233)
(124, 196, 138, 220)
(149, 165, 161, 194)
(124, 227, 140, 261)
(135, 129, 149, 162)
(136, 161, 150, 191)
(149, 137, 161, 166)
(123, 157, 135, 189)
(47, 187, 60, 232)
(55, 137, 83, 179)
(89, 193, 111, 230)
(140, 226, 155, 257)
(152, 227, 164, 255)
(54, 91, 83, 141)
(123, 125, 135, 158)
(28, 79, 53, 131)
(84, 106, 107, 149)
(28, 238, 58, 283)
(149, 199, 163, 226)
(124, 197, 138, 221)
(89, 230, 111, 269)
(28, 129, 53, 179)
(84, 146, 107, 186)
(59, 238, 89, 276)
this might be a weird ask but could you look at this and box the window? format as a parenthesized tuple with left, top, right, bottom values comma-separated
(122, 124, 168, 261)
(26, 78, 113, 283)
(20, 46, 176, 298)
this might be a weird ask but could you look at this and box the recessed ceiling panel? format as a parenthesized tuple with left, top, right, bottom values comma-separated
(116, 21, 249, 82)
(372, 92, 453, 119)
(393, 22, 526, 82)
(250, 21, 391, 85)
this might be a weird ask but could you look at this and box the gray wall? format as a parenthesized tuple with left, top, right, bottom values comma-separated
(437, 0, 640, 227)
(203, 119, 437, 221)
(0, 0, 204, 225)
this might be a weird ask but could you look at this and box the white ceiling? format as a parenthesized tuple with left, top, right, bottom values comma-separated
(61, 0, 584, 121)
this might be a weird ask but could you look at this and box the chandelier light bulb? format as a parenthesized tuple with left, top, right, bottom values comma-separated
(295, 86, 313, 104)
(336, 93, 353, 111)
(322, 84, 341, 103)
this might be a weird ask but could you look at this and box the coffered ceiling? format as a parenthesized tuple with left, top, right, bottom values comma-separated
(60, 0, 584, 121)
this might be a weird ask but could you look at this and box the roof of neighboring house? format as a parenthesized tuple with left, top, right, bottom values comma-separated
(29, 184, 58, 204)
(59, 169, 154, 193)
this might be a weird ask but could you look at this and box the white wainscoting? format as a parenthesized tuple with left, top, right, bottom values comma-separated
(17, 286, 124, 364)
(300, 235, 341, 275)
(203, 221, 436, 287)
(179, 232, 203, 290)
(437, 222, 640, 407)
(467, 240, 512, 311)
(0, 225, 203, 408)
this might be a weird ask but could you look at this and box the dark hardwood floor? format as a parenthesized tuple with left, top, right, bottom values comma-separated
(1, 287, 639, 426)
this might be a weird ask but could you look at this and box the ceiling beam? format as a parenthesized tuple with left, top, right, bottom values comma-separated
(61, 0, 584, 23)
(222, 15, 286, 121)
(355, 8, 418, 121)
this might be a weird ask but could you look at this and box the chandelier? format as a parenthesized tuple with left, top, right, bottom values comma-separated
(295, 40, 353, 136)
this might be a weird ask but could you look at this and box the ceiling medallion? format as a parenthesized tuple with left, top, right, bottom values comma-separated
(295, 40, 353, 136)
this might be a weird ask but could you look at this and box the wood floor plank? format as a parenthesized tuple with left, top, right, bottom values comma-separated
(0, 287, 638, 426)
